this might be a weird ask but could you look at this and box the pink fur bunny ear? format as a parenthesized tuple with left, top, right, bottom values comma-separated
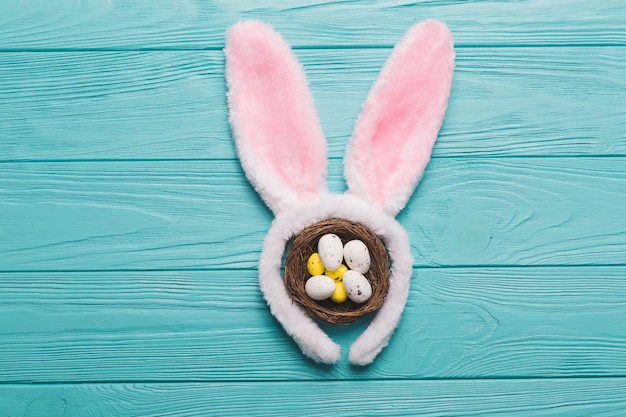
(344, 20, 455, 216)
(225, 20, 328, 214)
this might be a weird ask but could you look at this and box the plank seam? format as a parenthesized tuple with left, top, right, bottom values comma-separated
(3, 375, 626, 386)
(3, 155, 626, 164)
(2, 263, 626, 274)
(0, 43, 625, 52)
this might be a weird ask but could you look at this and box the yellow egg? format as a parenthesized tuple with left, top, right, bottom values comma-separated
(325, 264, 348, 282)
(307, 253, 325, 276)
(331, 280, 347, 303)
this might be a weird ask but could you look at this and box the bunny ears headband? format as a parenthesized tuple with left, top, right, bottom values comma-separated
(225, 20, 454, 365)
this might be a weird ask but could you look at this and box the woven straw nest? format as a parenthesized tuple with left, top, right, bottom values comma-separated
(284, 218, 390, 324)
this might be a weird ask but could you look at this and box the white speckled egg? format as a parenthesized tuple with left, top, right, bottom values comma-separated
(305, 275, 336, 301)
(318, 234, 343, 272)
(342, 270, 372, 303)
(343, 239, 371, 274)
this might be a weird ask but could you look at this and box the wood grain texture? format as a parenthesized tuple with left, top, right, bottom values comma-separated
(2, 0, 625, 414)
(2, 379, 626, 416)
(1, 158, 625, 271)
(1, 0, 625, 50)
(2, 47, 625, 161)
(1, 267, 625, 381)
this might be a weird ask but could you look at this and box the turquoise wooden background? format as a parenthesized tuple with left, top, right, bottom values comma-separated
(1, 0, 626, 415)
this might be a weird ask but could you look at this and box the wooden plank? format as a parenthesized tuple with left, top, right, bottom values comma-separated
(2, 47, 625, 161)
(1, 0, 625, 50)
(1, 158, 625, 271)
(1, 267, 625, 381)
(0, 51, 227, 161)
(3, 379, 626, 416)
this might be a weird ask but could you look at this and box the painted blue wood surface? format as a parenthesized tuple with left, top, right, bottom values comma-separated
(1, 1, 625, 415)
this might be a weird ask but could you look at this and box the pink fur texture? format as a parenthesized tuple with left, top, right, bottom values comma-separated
(225, 20, 327, 214)
(344, 20, 455, 215)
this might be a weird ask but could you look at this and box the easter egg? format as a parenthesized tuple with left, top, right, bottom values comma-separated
(305, 275, 336, 301)
(343, 270, 372, 303)
(307, 252, 325, 276)
(318, 233, 343, 271)
(330, 280, 347, 303)
(343, 239, 371, 274)
(325, 264, 348, 282)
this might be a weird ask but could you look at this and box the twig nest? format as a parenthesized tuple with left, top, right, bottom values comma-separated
(284, 218, 390, 325)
